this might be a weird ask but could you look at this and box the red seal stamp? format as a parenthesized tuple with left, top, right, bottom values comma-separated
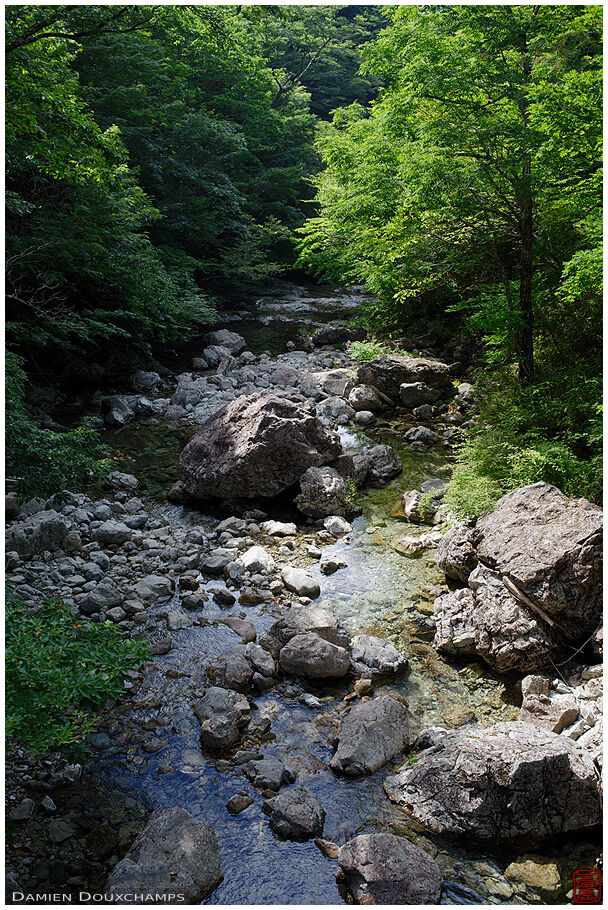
(573, 869, 602, 904)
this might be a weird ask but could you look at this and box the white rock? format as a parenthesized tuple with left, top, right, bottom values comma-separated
(323, 516, 352, 537)
(239, 546, 275, 574)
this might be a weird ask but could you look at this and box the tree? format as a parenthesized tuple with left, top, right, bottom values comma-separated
(300, 5, 602, 385)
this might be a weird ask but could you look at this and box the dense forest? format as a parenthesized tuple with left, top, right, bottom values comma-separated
(5, 4, 602, 509)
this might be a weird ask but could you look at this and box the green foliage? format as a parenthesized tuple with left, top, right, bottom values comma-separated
(446, 368, 602, 519)
(6, 352, 112, 499)
(6, 593, 148, 756)
(348, 339, 410, 361)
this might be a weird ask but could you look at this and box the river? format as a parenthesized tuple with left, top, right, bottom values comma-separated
(84, 282, 594, 905)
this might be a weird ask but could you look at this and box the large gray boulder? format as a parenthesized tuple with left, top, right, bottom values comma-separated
(357, 355, 453, 403)
(330, 695, 412, 776)
(384, 722, 601, 846)
(105, 808, 222, 903)
(266, 786, 325, 841)
(338, 833, 443, 904)
(279, 632, 350, 679)
(475, 482, 602, 640)
(348, 384, 385, 414)
(5, 510, 69, 557)
(295, 466, 358, 518)
(180, 393, 341, 501)
(434, 567, 557, 672)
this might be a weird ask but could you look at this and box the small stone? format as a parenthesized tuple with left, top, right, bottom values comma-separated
(48, 819, 75, 843)
(315, 837, 340, 859)
(226, 793, 254, 815)
(354, 678, 373, 697)
(10, 798, 35, 821)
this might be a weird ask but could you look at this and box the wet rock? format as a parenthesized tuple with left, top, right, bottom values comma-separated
(245, 642, 277, 678)
(399, 382, 443, 408)
(134, 574, 173, 603)
(434, 567, 557, 672)
(435, 522, 478, 583)
(180, 392, 341, 501)
(350, 634, 409, 679)
(357, 355, 453, 403)
(315, 838, 340, 859)
(208, 645, 254, 692)
(226, 793, 254, 815)
(280, 632, 350, 679)
(166, 609, 193, 631)
(86, 823, 119, 859)
(338, 832, 443, 904)
(475, 482, 603, 640)
(384, 721, 601, 846)
(330, 695, 412, 776)
(195, 686, 250, 731)
(199, 715, 241, 750)
(320, 556, 347, 575)
(220, 616, 256, 642)
(365, 444, 402, 483)
(295, 466, 357, 519)
(48, 818, 75, 843)
(281, 566, 320, 599)
(102, 395, 135, 428)
(244, 757, 294, 791)
(105, 807, 222, 903)
(403, 426, 439, 448)
(348, 384, 385, 413)
(200, 549, 233, 576)
(354, 410, 375, 426)
(266, 786, 325, 841)
(260, 605, 349, 658)
(6, 509, 69, 557)
(212, 588, 236, 606)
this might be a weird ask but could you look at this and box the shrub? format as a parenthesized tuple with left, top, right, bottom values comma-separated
(6, 352, 113, 499)
(6, 594, 148, 756)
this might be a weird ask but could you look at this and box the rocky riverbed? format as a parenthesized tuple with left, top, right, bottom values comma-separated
(5, 284, 602, 905)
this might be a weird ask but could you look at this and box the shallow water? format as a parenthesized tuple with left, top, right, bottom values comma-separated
(91, 286, 598, 905)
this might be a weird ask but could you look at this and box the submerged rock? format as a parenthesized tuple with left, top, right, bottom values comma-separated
(180, 392, 341, 501)
(338, 833, 443, 904)
(384, 721, 601, 846)
(266, 786, 325, 841)
(105, 807, 222, 903)
(330, 695, 412, 776)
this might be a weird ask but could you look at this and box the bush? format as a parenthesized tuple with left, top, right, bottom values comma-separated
(6, 594, 148, 756)
(6, 352, 113, 499)
(446, 367, 602, 519)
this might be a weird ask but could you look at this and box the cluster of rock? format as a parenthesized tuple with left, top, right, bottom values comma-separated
(433, 482, 602, 672)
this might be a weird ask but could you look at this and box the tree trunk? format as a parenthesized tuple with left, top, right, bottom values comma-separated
(518, 151, 534, 385)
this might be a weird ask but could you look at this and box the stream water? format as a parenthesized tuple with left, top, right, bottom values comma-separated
(88, 283, 595, 905)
